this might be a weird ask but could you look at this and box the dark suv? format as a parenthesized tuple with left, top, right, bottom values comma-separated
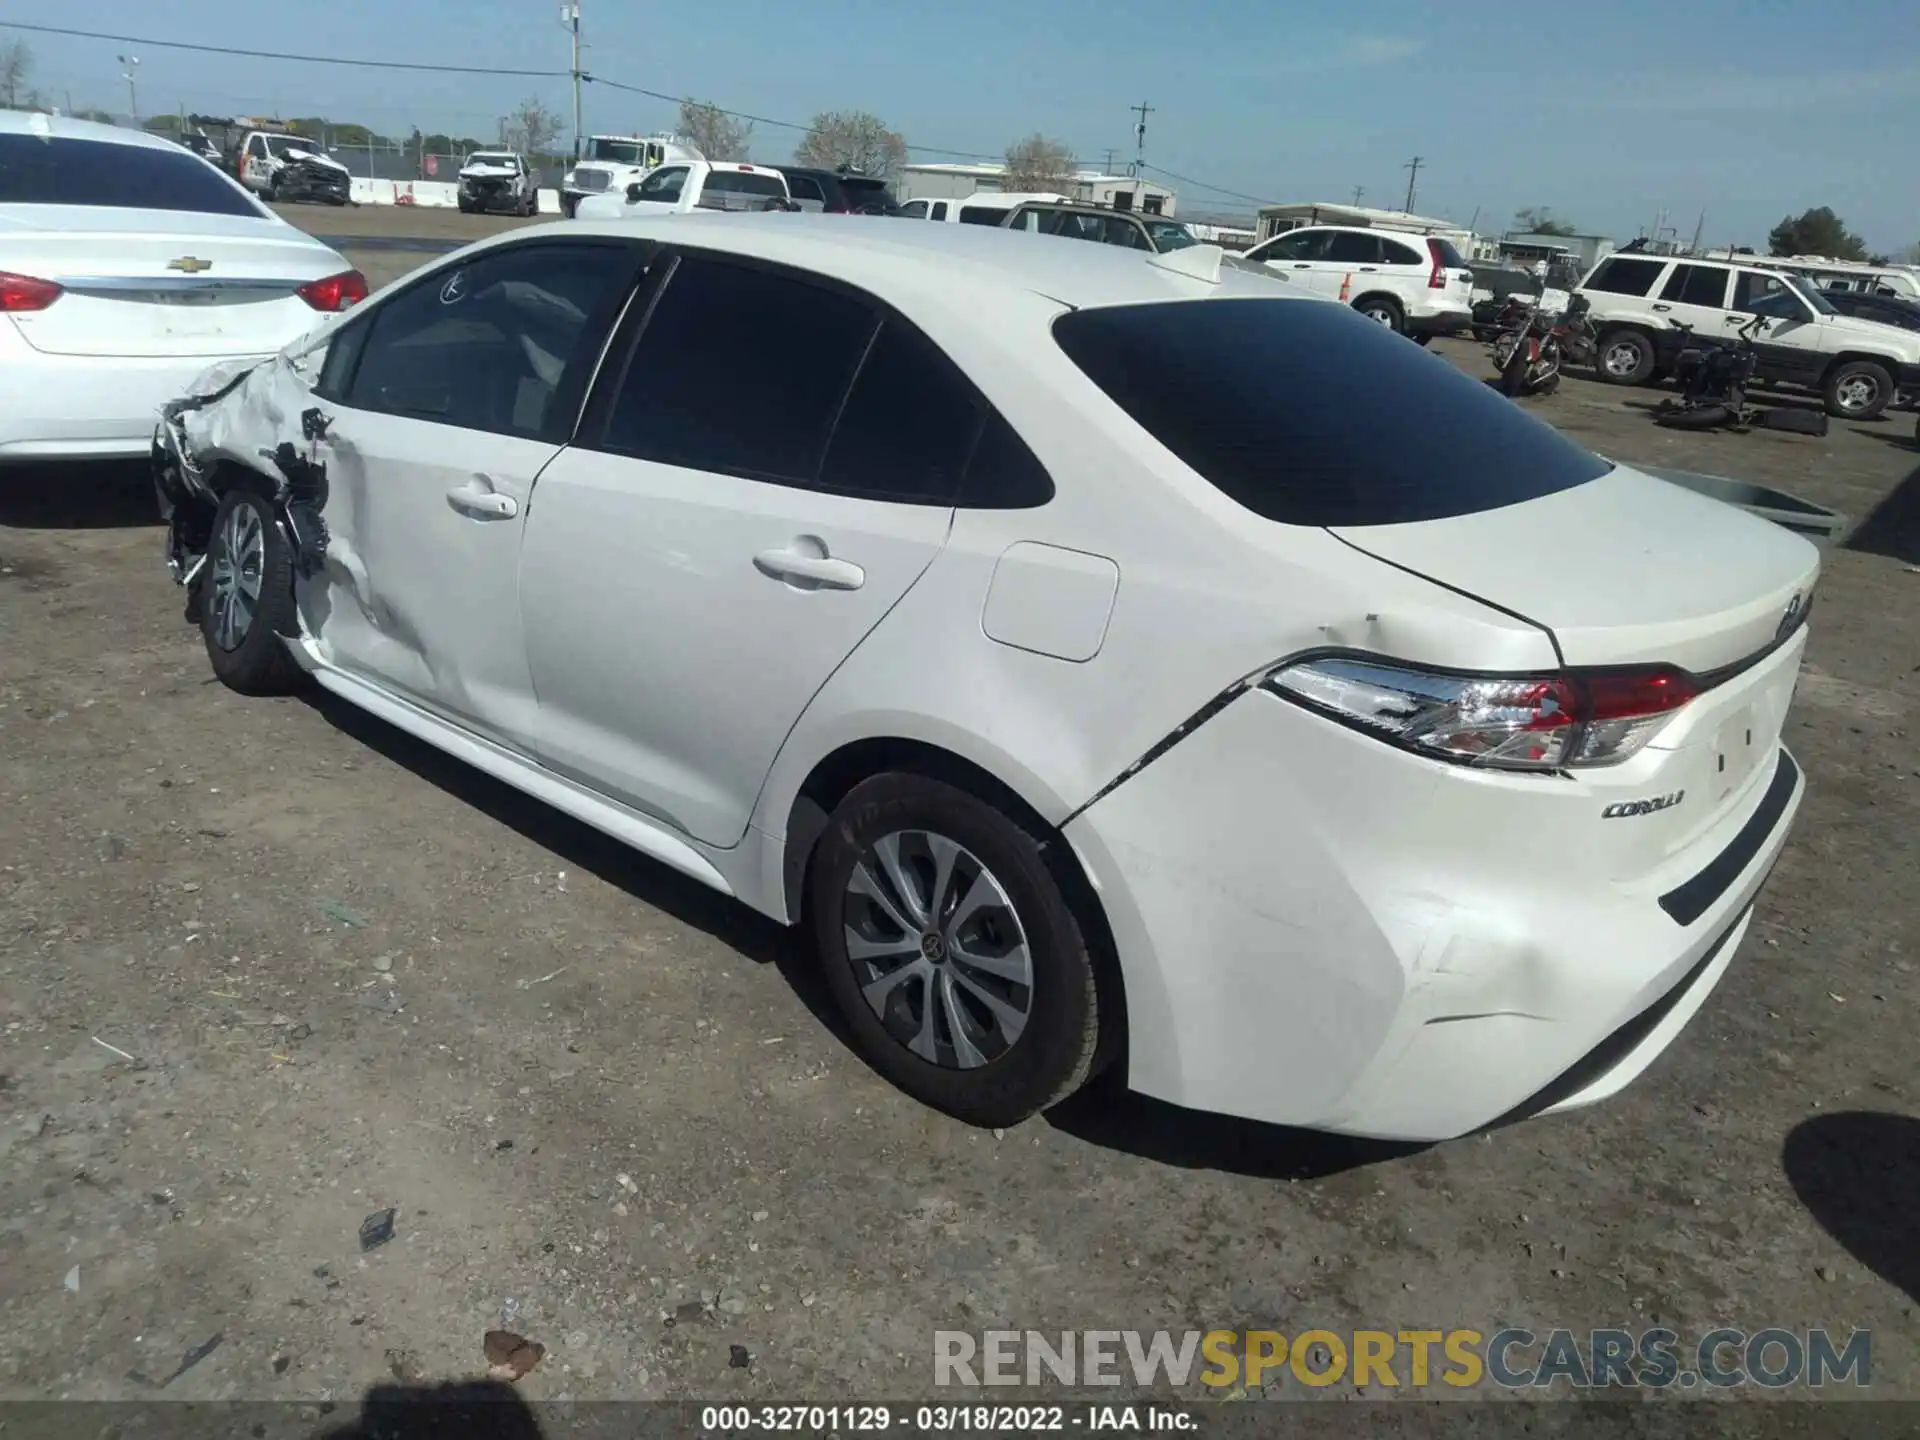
(775, 168, 901, 215)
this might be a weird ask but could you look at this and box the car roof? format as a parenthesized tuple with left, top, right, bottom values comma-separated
(0, 111, 198, 154)
(549, 212, 1316, 312)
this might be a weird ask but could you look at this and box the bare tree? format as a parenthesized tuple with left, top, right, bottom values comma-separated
(793, 110, 907, 179)
(677, 98, 751, 161)
(1, 38, 38, 110)
(509, 96, 564, 158)
(1003, 133, 1076, 194)
(1512, 206, 1578, 237)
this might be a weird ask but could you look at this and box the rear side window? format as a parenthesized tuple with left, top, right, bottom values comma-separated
(704, 169, 786, 198)
(786, 175, 827, 203)
(961, 412, 1054, 509)
(601, 255, 876, 483)
(0, 135, 261, 216)
(1583, 256, 1665, 296)
(1660, 265, 1730, 307)
(819, 320, 978, 503)
(959, 205, 1006, 225)
(1381, 238, 1423, 265)
(1053, 298, 1608, 527)
(1326, 232, 1381, 264)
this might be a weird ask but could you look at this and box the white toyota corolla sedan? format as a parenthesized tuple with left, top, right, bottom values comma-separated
(0, 111, 365, 463)
(152, 214, 1815, 1141)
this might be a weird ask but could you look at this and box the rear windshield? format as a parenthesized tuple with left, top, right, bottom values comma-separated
(705, 170, 786, 197)
(1053, 298, 1609, 527)
(0, 134, 261, 216)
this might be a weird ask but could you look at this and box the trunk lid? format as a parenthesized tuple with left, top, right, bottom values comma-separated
(1329, 463, 1820, 675)
(0, 209, 344, 358)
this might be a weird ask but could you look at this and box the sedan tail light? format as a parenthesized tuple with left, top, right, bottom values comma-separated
(0, 271, 64, 312)
(1264, 656, 1698, 771)
(296, 269, 369, 312)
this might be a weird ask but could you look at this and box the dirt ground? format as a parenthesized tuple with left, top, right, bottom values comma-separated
(3, 205, 1918, 1410)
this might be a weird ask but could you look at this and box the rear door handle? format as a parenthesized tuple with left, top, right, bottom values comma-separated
(446, 480, 518, 519)
(1359, 266, 1378, 272)
(753, 547, 865, 590)
(1292, 263, 1311, 269)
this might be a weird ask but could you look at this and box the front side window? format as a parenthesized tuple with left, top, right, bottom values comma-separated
(1733, 271, 1811, 319)
(635, 166, 687, 203)
(1660, 265, 1731, 308)
(899, 199, 928, 218)
(599, 255, 876, 482)
(1054, 298, 1608, 527)
(1583, 256, 1665, 296)
(1253, 229, 1334, 263)
(341, 241, 640, 441)
(0, 136, 262, 217)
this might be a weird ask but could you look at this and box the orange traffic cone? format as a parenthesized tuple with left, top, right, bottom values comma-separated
(1338, 272, 1352, 301)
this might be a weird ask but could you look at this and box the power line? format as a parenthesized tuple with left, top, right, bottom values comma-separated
(0, 21, 569, 77)
(6, 18, 1279, 206)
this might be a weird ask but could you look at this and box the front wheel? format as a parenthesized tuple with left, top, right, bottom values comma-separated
(198, 487, 303, 696)
(1596, 328, 1657, 385)
(1824, 359, 1894, 420)
(809, 774, 1105, 1128)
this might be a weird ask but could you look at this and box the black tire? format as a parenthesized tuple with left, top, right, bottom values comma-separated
(1596, 327, 1657, 385)
(457, 198, 474, 215)
(809, 773, 1104, 1128)
(198, 487, 303, 696)
(1352, 294, 1404, 333)
(1823, 359, 1894, 421)
(1499, 345, 1532, 397)
(1655, 403, 1734, 431)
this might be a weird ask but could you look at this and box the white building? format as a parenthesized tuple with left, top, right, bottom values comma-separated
(895, 162, 1177, 217)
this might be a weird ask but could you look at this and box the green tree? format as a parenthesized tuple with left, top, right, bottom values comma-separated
(1767, 207, 1867, 261)
(1513, 206, 1578, 237)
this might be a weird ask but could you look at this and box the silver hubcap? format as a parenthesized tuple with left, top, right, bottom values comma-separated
(208, 502, 265, 652)
(1603, 341, 1641, 376)
(1836, 376, 1878, 412)
(843, 830, 1034, 1070)
(1363, 305, 1394, 325)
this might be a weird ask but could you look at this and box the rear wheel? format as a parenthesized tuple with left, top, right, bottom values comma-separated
(809, 774, 1104, 1128)
(199, 487, 303, 696)
(1597, 328, 1656, 385)
(1353, 295, 1405, 333)
(1824, 359, 1894, 420)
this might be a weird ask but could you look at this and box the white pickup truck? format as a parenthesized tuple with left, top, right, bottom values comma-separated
(572, 160, 794, 221)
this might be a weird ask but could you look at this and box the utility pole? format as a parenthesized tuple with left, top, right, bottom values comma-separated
(1351, 185, 1365, 207)
(117, 54, 140, 123)
(1130, 100, 1154, 207)
(1401, 155, 1423, 214)
(1102, 147, 1118, 174)
(560, 3, 583, 162)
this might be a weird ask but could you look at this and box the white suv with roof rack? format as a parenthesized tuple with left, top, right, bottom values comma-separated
(1577, 252, 1920, 420)
(1242, 223, 1475, 341)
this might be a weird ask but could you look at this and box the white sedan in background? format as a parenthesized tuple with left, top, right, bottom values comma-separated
(0, 111, 365, 463)
(153, 216, 1812, 1141)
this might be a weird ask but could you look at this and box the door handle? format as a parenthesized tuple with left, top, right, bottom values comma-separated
(753, 547, 865, 591)
(1359, 266, 1378, 272)
(1292, 263, 1311, 269)
(1652, 303, 1672, 312)
(446, 480, 518, 519)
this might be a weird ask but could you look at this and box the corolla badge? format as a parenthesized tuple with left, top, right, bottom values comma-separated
(1602, 791, 1684, 819)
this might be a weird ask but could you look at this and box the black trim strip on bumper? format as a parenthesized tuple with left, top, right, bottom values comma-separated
(1658, 749, 1800, 926)
(1482, 899, 1754, 1133)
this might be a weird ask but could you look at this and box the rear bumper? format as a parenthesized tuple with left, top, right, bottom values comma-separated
(0, 328, 276, 464)
(1062, 684, 1806, 1142)
(1406, 307, 1472, 338)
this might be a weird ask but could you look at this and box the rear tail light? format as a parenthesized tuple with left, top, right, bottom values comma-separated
(1264, 656, 1697, 771)
(1425, 238, 1447, 289)
(296, 269, 369, 312)
(0, 271, 63, 312)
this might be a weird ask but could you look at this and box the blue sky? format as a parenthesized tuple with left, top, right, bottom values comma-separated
(9, 0, 1919, 249)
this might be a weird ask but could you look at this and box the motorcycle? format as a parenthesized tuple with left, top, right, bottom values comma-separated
(1490, 294, 1594, 398)
(1653, 314, 1768, 430)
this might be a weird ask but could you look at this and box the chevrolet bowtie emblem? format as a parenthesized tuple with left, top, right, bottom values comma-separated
(167, 256, 213, 274)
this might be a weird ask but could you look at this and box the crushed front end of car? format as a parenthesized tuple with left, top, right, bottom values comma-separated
(153, 354, 334, 622)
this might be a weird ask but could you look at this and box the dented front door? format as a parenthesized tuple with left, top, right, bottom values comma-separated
(299, 238, 646, 751)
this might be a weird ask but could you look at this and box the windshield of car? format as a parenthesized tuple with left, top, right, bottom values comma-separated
(266, 135, 327, 159)
(1054, 297, 1609, 527)
(587, 139, 645, 165)
(0, 134, 262, 216)
(1145, 220, 1196, 250)
(1785, 274, 1837, 315)
(466, 153, 518, 169)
